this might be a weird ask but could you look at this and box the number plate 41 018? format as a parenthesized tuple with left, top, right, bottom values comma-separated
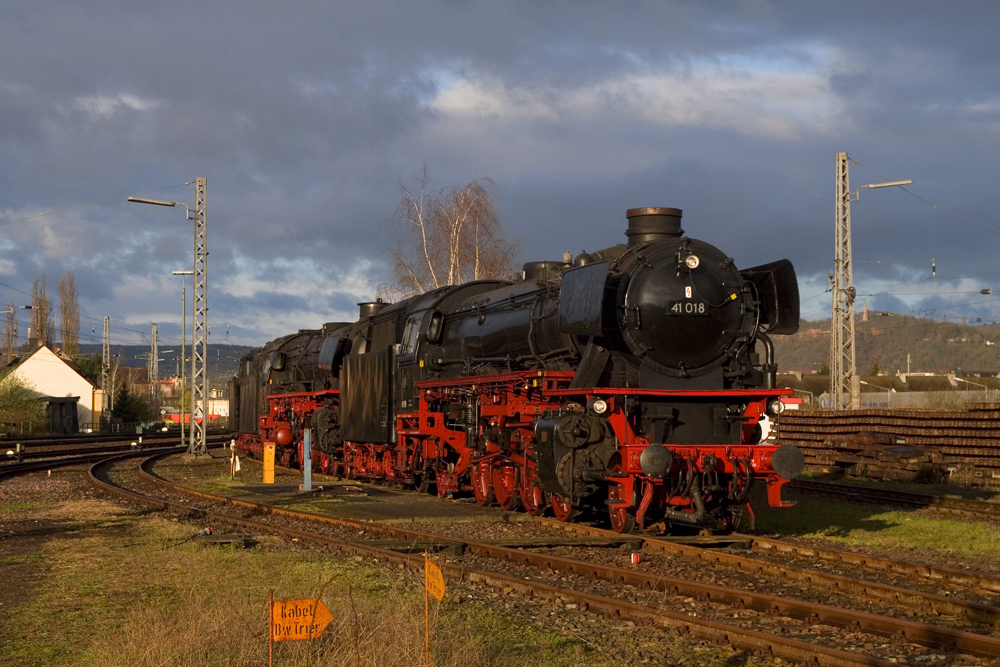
(666, 300, 709, 316)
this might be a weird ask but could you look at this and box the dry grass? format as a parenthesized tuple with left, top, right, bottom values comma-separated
(2, 513, 600, 667)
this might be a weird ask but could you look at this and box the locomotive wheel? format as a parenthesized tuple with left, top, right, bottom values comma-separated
(607, 465, 636, 533)
(492, 462, 520, 512)
(471, 461, 495, 506)
(550, 494, 577, 522)
(519, 468, 545, 516)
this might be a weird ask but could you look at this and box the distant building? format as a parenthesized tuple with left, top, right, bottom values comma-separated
(2, 345, 102, 432)
(158, 376, 182, 398)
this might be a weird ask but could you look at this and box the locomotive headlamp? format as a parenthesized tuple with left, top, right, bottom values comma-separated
(768, 399, 785, 416)
(588, 397, 609, 415)
(683, 254, 700, 270)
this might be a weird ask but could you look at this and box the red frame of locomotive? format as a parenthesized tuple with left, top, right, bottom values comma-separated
(242, 369, 793, 531)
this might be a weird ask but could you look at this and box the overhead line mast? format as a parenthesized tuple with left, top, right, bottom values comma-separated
(831, 152, 856, 410)
(191, 177, 208, 456)
(831, 153, 912, 410)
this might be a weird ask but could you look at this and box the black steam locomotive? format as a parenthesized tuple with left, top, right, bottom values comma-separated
(231, 207, 803, 532)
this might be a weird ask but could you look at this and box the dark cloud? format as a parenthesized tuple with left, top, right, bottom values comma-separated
(2, 1, 999, 346)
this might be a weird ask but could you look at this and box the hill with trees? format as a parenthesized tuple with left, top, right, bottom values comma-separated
(772, 315, 1000, 376)
(74, 343, 256, 384)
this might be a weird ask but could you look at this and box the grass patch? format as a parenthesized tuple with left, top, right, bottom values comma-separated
(1, 501, 49, 511)
(798, 471, 1000, 500)
(755, 498, 1000, 560)
(1, 515, 623, 667)
(1, 554, 44, 567)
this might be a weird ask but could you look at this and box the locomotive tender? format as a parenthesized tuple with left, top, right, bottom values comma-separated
(231, 207, 804, 532)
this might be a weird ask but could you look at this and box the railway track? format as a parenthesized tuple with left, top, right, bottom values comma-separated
(86, 451, 1000, 666)
(0, 445, 183, 479)
(0, 432, 232, 478)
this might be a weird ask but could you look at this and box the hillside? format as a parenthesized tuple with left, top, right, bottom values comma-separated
(772, 316, 1000, 376)
(76, 343, 256, 383)
(69, 316, 1000, 384)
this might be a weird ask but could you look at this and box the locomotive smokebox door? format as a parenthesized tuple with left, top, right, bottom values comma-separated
(621, 243, 755, 378)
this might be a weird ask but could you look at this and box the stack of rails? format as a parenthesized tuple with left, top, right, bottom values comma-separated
(778, 403, 1000, 483)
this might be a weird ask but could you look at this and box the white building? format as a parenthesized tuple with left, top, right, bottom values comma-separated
(3, 345, 101, 432)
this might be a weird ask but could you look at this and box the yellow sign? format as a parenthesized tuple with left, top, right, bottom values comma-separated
(270, 598, 334, 642)
(425, 555, 445, 602)
(263, 443, 275, 484)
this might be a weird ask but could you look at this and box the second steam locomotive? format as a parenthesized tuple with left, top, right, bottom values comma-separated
(231, 207, 803, 532)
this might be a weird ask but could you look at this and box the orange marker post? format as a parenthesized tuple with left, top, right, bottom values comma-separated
(263, 443, 275, 484)
(424, 551, 446, 667)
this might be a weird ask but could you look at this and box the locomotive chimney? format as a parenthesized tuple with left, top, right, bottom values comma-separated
(625, 207, 683, 246)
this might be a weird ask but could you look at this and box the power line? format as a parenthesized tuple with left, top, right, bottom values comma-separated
(851, 158, 1000, 234)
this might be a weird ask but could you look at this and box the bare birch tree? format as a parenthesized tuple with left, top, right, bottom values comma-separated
(386, 171, 518, 298)
(59, 271, 80, 356)
(30, 276, 52, 349)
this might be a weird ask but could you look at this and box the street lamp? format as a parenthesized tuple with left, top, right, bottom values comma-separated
(858, 379, 894, 408)
(172, 270, 194, 450)
(955, 376, 987, 391)
(831, 152, 911, 411)
(129, 178, 208, 456)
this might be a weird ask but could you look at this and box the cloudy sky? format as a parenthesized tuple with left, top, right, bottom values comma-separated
(2, 1, 999, 350)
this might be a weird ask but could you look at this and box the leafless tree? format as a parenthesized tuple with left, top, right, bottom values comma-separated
(1, 303, 15, 366)
(386, 171, 518, 299)
(59, 271, 80, 356)
(30, 276, 52, 349)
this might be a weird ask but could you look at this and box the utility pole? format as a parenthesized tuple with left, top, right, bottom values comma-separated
(172, 272, 193, 452)
(149, 323, 159, 407)
(102, 316, 111, 417)
(1, 303, 28, 365)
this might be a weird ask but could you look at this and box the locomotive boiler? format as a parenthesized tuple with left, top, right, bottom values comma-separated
(231, 207, 803, 532)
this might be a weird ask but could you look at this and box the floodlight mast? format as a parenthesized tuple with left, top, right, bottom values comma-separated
(130, 179, 208, 456)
